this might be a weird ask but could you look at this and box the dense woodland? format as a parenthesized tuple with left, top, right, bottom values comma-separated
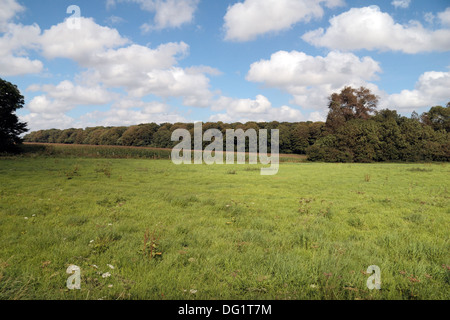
(24, 87, 450, 162)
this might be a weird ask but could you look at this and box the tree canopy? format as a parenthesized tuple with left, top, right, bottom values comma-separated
(0, 78, 28, 152)
(22, 86, 449, 162)
(326, 86, 378, 133)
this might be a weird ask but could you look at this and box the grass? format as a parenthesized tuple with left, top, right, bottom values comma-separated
(19, 143, 307, 163)
(0, 149, 449, 300)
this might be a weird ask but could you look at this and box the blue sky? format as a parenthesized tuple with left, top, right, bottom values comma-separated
(1, 0, 449, 131)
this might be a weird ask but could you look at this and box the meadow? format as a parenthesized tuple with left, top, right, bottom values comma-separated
(0, 145, 448, 300)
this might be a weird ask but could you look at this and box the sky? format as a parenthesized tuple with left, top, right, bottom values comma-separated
(1, 0, 449, 132)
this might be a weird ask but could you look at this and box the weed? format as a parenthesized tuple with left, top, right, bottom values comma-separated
(64, 165, 80, 179)
(90, 232, 122, 254)
(407, 168, 433, 172)
(298, 198, 314, 214)
(95, 163, 112, 178)
(318, 207, 334, 219)
(403, 213, 425, 224)
(96, 196, 127, 207)
(243, 167, 261, 172)
(347, 217, 364, 229)
(142, 229, 162, 260)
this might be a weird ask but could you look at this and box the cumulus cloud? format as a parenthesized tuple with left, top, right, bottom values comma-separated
(140, 67, 214, 107)
(391, 0, 411, 9)
(13, 12, 218, 130)
(0, 22, 43, 76)
(247, 50, 382, 110)
(20, 112, 76, 132)
(36, 16, 215, 109)
(302, 6, 450, 53)
(0, 0, 24, 31)
(80, 42, 188, 85)
(0, 1, 44, 76)
(224, 0, 344, 42)
(383, 69, 450, 110)
(27, 80, 113, 114)
(438, 7, 450, 26)
(0, 54, 43, 76)
(109, 0, 199, 30)
(111, 99, 169, 113)
(40, 17, 129, 62)
(78, 42, 213, 107)
(80, 108, 187, 127)
(209, 95, 304, 123)
(212, 95, 272, 113)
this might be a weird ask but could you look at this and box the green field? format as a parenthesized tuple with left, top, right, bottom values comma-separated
(0, 150, 449, 300)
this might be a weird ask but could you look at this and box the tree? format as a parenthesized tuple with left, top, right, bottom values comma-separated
(326, 86, 378, 132)
(0, 78, 28, 152)
(291, 123, 310, 154)
(420, 104, 450, 132)
(99, 126, 127, 145)
(374, 110, 405, 161)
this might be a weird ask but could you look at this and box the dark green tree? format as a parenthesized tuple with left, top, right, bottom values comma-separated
(291, 123, 310, 154)
(326, 86, 378, 133)
(420, 104, 450, 132)
(0, 78, 28, 152)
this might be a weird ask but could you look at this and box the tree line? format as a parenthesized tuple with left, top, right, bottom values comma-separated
(23, 86, 449, 162)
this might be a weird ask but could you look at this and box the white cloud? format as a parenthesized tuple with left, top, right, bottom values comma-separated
(27, 80, 113, 114)
(80, 107, 187, 127)
(209, 105, 304, 123)
(106, 0, 116, 10)
(438, 7, 450, 26)
(209, 95, 304, 123)
(37, 16, 214, 109)
(110, 0, 199, 30)
(0, 2, 44, 76)
(143, 0, 199, 31)
(424, 12, 435, 25)
(383, 70, 450, 110)
(308, 111, 326, 122)
(391, 0, 411, 9)
(74, 41, 214, 107)
(247, 50, 382, 110)
(111, 99, 168, 112)
(302, 6, 450, 53)
(7, 13, 218, 132)
(224, 0, 344, 42)
(0, 0, 24, 32)
(105, 15, 126, 26)
(0, 23, 43, 76)
(96, 42, 187, 69)
(0, 54, 43, 76)
(141, 67, 214, 107)
(212, 95, 272, 113)
(81, 42, 188, 84)
(40, 17, 129, 62)
(21, 112, 76, 132)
